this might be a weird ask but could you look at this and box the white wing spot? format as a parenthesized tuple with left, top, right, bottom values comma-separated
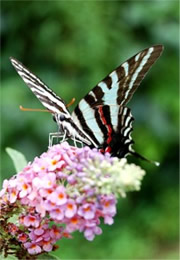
(109, 106, 119, 128)
(124, 47, 154, 100)
(123, 127, 130, 137)
(122, 62, 129, 76)
(125, 116, 131, 127)
(98, 81, 109, 92)
(135, 53, 140, 61)
(110, 70, 118, 84)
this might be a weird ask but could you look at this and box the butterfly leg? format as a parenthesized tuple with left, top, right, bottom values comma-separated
(49, 132, 67, 147)
(61, 130, 67, 143)
(49, 132, 59, 147)
(72, 135, 83, 148)
(73, 135, 77, 147)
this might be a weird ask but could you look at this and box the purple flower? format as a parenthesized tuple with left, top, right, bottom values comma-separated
(24, 242, 42, 255)
(9, 188, 18, 203)
(49, 186, 67, 206)
(78, 203, 96, 220)
(41, 239, 53, 252)
(19, 182, 31, 198)
(101, 195, 117, 215)
(65, 199, 77, 218)
(24, 215, 40, 228)
(84, 226, 102, 241)
(50, 225, 63, 240)
(50, 207, 64, 221)
(17, 233, 28, 243)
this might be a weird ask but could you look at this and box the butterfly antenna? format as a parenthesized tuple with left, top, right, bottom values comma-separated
(66, 98, 75, 108)
(19, 105, 52, 113)
(130, 151, 160, 167)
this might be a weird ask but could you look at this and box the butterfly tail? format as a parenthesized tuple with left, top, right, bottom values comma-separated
(130, 150, 160, 166)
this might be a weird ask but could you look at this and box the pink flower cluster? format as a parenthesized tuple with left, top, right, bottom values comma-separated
(0, 143, 117, 255)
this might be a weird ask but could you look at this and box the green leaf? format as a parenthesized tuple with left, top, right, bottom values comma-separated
(37, 253, 60, 260)
(6, 147, 28, 173)
(8, 213, 19, 224)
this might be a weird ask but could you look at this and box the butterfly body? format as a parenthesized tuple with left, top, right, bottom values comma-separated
(10, 45, 163, 164)
(54, 112, 96, 146)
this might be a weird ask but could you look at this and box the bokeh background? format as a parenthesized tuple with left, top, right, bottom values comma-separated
(1, 1, 179, 259)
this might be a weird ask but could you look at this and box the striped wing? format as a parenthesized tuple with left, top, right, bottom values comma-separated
(73, 45, 163, 113)
(72, 104, 134, 157)
(72, 45, 163, 158)
(93, 105, 134, 157)
(10, 57, 69, 116)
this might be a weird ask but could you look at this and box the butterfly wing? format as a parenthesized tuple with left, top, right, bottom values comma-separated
(72, 103, 134, 157)
(72, 45, 163, 158)
(10, 57, 98, 146)
(10, 57, 69, 116)
(72, 45, 163, 113)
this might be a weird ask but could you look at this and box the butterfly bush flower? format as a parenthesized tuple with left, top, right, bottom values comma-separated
(0, 142, 145, 258)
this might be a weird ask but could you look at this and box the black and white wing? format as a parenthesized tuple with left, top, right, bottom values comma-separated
(72, 45, 163, 159)
(10, 57, 69, 116)
(73, 45, 163, 111)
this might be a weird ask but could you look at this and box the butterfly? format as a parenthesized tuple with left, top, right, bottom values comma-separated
(10, 45, 163, 165)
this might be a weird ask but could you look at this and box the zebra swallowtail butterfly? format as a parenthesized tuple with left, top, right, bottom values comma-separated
(10, 45, 163, 165)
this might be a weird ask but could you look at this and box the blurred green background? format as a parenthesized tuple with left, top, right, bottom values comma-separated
(1, 1, 179, 259)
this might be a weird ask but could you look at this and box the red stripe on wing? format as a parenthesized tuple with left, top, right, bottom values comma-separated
(98, 106, 113, 153)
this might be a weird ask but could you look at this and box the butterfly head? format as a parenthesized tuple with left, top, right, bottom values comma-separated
(53, 110, 71, 124)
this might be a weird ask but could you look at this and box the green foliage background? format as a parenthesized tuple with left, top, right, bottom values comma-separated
(1, 1, 179, 259)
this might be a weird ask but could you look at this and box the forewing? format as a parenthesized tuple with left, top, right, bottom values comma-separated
(10, 57, 69, 115)
(74, 45, 163, 113)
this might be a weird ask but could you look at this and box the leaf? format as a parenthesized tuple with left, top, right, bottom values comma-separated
(6, 147, 28, 173)
(37, 253, 60, 260)
(8, 213, 19, 224)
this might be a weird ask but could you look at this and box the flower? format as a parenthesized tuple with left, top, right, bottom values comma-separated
(65, 199, 77, 218)
(0, 142, 146, 257)
(78, 203, 96, 220)
(24, 214, 40, 228)
(49, 186, 67, 205)
(24, 242, 42, 255)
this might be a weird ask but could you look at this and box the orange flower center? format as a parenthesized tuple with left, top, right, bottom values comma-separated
(11, 191, 16, 197)
(84, 206, 90, 212)
(53, 229, 59, 235)
(23, 183, 28, 190)
(29, 216, 35, 222)
(43, 240, 50, 245)
(58, 193, 64, 199)
(19, 234, 27, 242)
(31, 244, 36, 249)
(67, 203, 73, 210)
(105, 202, 110, 207)
(71, 217, 78, 224)
(55, 208, 61, 213)
(47, 189, 53, 194)
(51, 159, 57, 165)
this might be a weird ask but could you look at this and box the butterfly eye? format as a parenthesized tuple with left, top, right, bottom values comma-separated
(60, 115, 65, 121)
